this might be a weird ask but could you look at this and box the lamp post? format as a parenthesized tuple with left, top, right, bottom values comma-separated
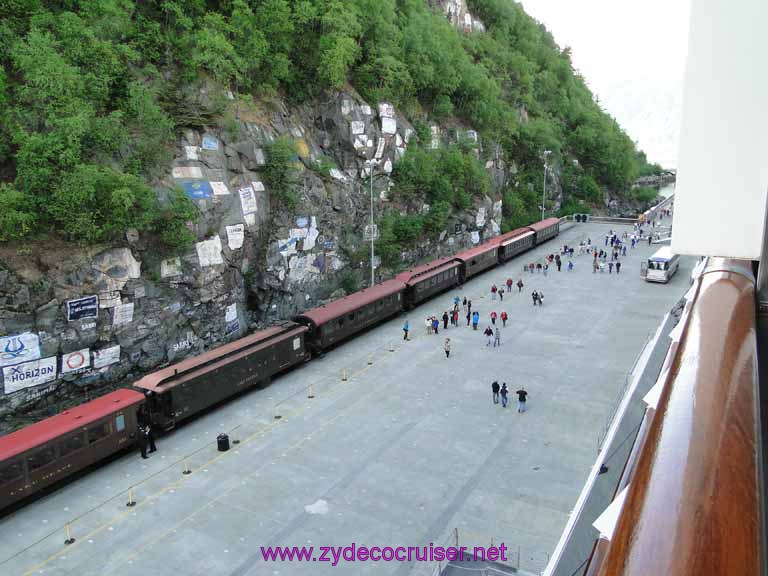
(365, 159, 379, 287)
(542, 150, 552, 221)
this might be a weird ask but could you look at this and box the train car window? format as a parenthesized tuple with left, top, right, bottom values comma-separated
(59, 432, 85, 457)
(0, 461, 24, 485)
(87, 421, 111, 444)
(115, 414, 126, 433)
(27, 446, 56, 471)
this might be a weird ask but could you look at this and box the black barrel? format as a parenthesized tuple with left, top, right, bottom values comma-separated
(217, 433, 230, 452)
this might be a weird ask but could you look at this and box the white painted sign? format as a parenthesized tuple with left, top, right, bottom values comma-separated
(2, 357, 57, 393)
(161, 257, 182, 278)
(350, 121, 366, 135)
(210, 181, 230, 195)
(378, 103, 395, 118)
(99, 291, 121, 308)
(202, 135, 219, 150)
(225, 303, 237, 323)
(375, 138, 385, 159)
(61, 348, 90, 374)
(381, 117, 397, 135)
(304, 227, 320, 251)
(471, 231, 480, 245)
(251, 180, 265, 192)
(245, 213, 256, 227)
(113, 302, 134, 326)
(226, 224, 245, 250)
(172, 166, 203, 179)
(383, 159, 393, 174)
(0, 333, 41, 367)
(476, 206, 486, 227)
(196, 236, 224, 267)
(330, 168, 347, 182)
(361, 104, 372, 116)
(239, 186, 258, 215)
(184, 146, 199, 161)
(93, 345, 121, 369)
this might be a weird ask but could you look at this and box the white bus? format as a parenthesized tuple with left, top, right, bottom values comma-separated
(645, 246, 680, 283)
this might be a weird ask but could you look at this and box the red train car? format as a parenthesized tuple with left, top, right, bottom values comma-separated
(453, 240, 501, 282)
(396, 257, 462, 309)
(0, 389, 145, 512)
(295, 279, 406, 353)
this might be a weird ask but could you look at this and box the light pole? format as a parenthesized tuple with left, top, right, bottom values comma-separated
(542, 150, 552, 221)
(365, 159, 379, 287)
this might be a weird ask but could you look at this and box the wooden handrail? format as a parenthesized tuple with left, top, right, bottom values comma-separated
(593, 258, 761, 575)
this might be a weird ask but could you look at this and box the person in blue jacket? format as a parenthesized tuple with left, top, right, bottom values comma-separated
(402, 319, 409, 340)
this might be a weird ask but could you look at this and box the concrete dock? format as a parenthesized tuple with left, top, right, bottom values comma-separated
(0, 221, 693, 576)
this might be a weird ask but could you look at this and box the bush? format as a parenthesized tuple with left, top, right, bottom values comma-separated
(339, 270, 359, 294)
(631, 186, 658, 205)
(159, 187, 199, 249)
(264, 137, 298, 211)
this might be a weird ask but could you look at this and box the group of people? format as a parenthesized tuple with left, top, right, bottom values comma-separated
(491, 381, 529, 412)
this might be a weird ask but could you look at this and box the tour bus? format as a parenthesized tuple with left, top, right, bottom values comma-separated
(645, 246, 680, 283)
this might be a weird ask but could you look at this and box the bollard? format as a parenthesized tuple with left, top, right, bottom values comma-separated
(389, 341, 395, 352)
(307, 383, 315, 399)
(64, 522, 75, 545)
(341, 368, 348, 381)
(516, 546, 520, 568)
(367, 353, 373, 365)
(126, 487, 136, 507)
(274, 403, 282, 420)
(183, 461, 191, 475)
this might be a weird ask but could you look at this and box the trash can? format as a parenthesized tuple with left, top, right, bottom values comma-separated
(217, 433, 230, 452)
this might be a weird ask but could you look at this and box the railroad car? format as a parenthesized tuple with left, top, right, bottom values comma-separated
(133, 321, 308, 430)
(396, 257, 462, 309)
(0, 390, 145, 511)
(529, 217, 560, 244)
(294, 279, 405, 353)
(497, 227, 535, 262)
(453, 240, 501, 282)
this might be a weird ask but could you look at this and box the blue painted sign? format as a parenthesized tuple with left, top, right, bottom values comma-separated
(180, 180, 213, 200)
(202, 135, 219, 150)
(66, 295, 99, 321)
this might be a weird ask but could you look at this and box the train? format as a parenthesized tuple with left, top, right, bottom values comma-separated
(0, 217, 561, 512)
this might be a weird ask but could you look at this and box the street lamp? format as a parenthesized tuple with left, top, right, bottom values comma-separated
(542, 150, 552, 221)
(364, 159, 379, 287)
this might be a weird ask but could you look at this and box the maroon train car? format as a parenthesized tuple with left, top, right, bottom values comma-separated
(0, 389, 145, 512)
(133, 321, 308, 430)
(294, 279, 405, 353)
(528, 217, 560, 244)
(453, 240, 501, 282)
(396, 257, 462, 309)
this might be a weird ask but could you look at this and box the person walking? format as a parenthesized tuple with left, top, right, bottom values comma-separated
(568, 260, 574, 272)
(494, 327, 501, 347)
(543, 263, 548, 276)
(472, 311, 480, 330)
(500, 310, 508, 328)
(649, 234, 653, 246)
(500, 383, 509, 408)
(556, 258, 562, 272)
(444, 337, 451, 358)
(531, 290, 538, 306)
(466, 309, 471, 327)
(432, 317, 439, 335)
(517, 278, 524, 293)
(499, 289, 504, 302)
(506, 278, 513, 293)
(467, 300, 472, 315)
(516, 387, 528, 413)
(484, 326, 493, 346)
(426, 317, 432, 335)
(403, 319, 409, 340)
(138, 422, 149, 459)
(537, 291, 544, 307)
(491, 284, 498, 301)
(492, 381, 500, 404)
(490, 311, 497, 325)
(442, 311, 449, 330)
(608, 261, 613, 274)
(462, 296, 467, 311)
(616, 261, 621, 274)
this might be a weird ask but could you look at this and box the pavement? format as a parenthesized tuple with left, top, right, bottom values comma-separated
(0, 220, 694, 576)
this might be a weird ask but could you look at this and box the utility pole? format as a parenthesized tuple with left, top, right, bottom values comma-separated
(366, 159, 378, 287)
(542, 150, 552, 220)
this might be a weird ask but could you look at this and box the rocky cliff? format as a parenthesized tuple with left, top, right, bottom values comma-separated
(0, 86, 512, 430)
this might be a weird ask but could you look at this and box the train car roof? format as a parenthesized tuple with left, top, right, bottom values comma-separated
(0, 389, 145, 462)
(395, 256, 461, 284)
(453, 239, 500, 262)
(133, 322, 306, 392)
(496, 227, 534, 245)
(294, 279, 406, 327)
(527, 217, 561, 232)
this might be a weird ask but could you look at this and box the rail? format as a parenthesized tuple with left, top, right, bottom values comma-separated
(583, 257, 761, 575)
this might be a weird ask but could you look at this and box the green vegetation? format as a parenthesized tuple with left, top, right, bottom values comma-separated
(263, 137, 298, 211)
(0, 0, 658, 247)
(631, 186, 659, 205)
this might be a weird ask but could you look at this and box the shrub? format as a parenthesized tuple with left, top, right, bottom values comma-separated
(264, 137, 298, 211)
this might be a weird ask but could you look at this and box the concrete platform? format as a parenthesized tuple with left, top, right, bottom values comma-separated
(0, 220, 693, 576)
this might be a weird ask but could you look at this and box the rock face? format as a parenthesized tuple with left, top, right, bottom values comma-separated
(0, 87, 512, 431)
